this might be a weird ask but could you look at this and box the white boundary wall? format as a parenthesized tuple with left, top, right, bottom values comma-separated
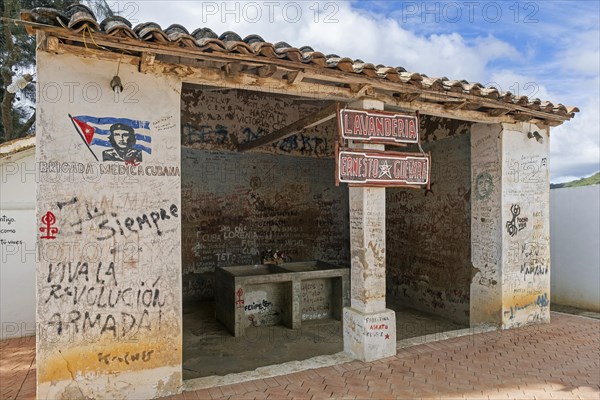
(550, 185, 600, 311)
(0, 146, 37, 339)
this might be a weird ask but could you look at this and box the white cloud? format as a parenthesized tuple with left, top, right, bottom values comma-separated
(487, 70, 552, 100)
(127, 1, 598, 181)
(555, 29, 600, 83)
(550, 88, 600, 182)
(131, 1, 517, 81)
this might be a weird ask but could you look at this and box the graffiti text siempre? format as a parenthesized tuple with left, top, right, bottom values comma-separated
(57, 197, 179, 240)
(339, 109, 419, 144)
(337, 149, 430, 186)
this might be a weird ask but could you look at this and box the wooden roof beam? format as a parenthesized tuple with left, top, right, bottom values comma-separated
(286, 70, 304, 84)
(238, 102, 340, 152)
(27, 23, 569, 124)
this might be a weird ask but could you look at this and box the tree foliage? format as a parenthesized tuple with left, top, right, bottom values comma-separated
(1, 0, 114, 143)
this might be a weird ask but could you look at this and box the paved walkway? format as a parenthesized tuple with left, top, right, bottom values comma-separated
(2, 312, 599, 399)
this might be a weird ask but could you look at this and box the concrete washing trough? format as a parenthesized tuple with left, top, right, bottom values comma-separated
(215, 261, 350, 336)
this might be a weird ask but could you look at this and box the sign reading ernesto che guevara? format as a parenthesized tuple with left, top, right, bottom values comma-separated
(339, 109, 419, 144)
(337, 149, 430, 186)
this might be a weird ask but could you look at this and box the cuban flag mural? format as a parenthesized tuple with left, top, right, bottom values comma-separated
(69, 114, 152, 164)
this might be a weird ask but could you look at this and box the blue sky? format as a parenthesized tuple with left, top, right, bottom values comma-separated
(127, 0, 600, 182)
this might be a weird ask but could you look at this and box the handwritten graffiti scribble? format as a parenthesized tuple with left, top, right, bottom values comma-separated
(183, 123, 228, 145)
(506, 204, 521, 237)
(97, 350, 154, 365)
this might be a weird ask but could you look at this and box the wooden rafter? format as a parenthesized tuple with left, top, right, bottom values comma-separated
(237, 102, 340, 152)
(41, 31, 570, 125)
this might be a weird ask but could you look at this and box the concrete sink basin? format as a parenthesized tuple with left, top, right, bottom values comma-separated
(224, 264, 289, 276)
(215, 261, 349, 336)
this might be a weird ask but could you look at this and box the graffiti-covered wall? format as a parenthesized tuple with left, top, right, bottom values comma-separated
(470, 122, 550, 328)
(180, 88, 348, 301)
(470, 124, 503, 325)
(181, 149, 349, 301)
(181, 87, 337, 156)
(501, 123, 550, 328)
(36, 51, 182, 399)
(386, 118, 472, 324)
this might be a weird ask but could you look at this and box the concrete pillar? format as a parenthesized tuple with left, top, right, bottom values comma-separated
(343, 99, 396, 362)
(35, 51, 183, 399)
(471, 122, 550, 329)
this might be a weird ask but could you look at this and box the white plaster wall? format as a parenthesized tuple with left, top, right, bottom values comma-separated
(470, 122, 551, 328)
(550, 185, 600, 311)
(0, 148, 37, 338)
(501, 123, 550, 328)
(35, 51, 182, 399)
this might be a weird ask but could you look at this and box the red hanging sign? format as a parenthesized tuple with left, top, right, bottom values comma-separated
(336, 148, 430, 187)
(339, 108, 419, 145)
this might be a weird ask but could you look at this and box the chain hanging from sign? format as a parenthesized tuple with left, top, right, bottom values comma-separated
(335, 105, 431, 188)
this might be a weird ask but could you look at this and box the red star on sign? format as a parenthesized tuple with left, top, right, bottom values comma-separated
(385, 334, 390, 340)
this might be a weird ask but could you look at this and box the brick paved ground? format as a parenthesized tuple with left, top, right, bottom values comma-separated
(0, 335, 35, 400)
(2, 312, 598, 399)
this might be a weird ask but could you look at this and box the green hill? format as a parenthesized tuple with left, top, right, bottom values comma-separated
(551, 171, 600, 189)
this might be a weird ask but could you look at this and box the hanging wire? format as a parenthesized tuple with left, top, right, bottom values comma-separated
(82, 25, 109, 50)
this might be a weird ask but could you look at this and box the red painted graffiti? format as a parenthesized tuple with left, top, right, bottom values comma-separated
(40, 211, 58, 239)
(235, 287, 245, 307)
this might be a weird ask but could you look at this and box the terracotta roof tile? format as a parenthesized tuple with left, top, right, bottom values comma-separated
(101, 16, 137, 39)
(18, 6, 579, 121)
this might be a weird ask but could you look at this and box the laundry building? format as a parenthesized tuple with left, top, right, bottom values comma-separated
(16, 4, 578, 399)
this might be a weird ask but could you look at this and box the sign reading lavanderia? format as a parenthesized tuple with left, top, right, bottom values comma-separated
(337, 149, 430, 186)
(339, 108, 419, 144)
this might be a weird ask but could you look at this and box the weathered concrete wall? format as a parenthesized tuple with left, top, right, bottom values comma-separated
(0, 147, 36, 339)
(470, 122, 550, 328)
(386, 126, 472, 324)
(501, 123, 550, 327)
(470, 123, 503, 325)
(550, 186, 600, 311)
(181, 149, 349, 301)
(36, 51, 182, 399)
(181, 87, 337, 156)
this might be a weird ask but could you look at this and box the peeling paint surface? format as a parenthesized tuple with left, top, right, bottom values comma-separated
(36, 51, 182, 399)
(387, 131, 471, 324)
(469, 122, 551, 328)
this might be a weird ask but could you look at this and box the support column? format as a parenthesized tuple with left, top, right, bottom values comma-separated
(343, 99, 396, 362)
(471, 122, 551, 329)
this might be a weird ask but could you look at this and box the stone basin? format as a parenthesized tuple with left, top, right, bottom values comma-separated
(278, 260, 344, 273)
(215, 260, 350, 336)
(221, 264, 289, 276)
